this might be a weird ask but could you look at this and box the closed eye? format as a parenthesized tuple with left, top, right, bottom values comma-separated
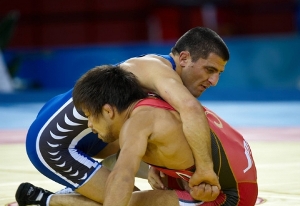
(205, 67, 223, 76)
(205, 67, 217, 74)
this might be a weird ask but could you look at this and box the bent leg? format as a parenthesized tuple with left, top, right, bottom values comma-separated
(48, 166, 110, 206)
(49, 193, 102, 206)
(49, 188, 178, 206)
(75, 166, 111, 203)
(129, 190, 179, 206)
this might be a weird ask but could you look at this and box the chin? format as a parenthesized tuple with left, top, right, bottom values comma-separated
(194, 91, 204, 98)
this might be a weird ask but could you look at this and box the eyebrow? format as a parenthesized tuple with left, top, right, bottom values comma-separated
(205, 66, 224, 73)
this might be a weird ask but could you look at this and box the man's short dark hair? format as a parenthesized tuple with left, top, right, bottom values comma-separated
(73, 65, 147, 117)
(171, 27, 230, 62)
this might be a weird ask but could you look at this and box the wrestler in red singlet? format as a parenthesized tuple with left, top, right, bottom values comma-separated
(135, 98, 258, 206)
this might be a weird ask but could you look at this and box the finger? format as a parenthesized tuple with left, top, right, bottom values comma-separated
(211, 185, 220, 198)
(191, 184, 220, 202)
(149, 176, 165, 189)
(190, 184, 209, 200)
(151, 182, 162, 190)
(204, 183, 211, 192)
(148, 177, 159, 189)
(190, 183, 205, 196)
(188, 173, 203, 187)
(188, 170, 220, 188)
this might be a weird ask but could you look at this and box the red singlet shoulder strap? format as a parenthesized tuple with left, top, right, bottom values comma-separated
(134, 98, 175, 111)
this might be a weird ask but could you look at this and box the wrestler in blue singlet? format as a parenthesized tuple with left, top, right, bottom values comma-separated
(26, 54, 176, 190)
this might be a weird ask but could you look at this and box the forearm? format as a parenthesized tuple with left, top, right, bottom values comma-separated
(152, 77, 213, 169)
(151, 75, 217, 186)
(181, 102, 213, 169)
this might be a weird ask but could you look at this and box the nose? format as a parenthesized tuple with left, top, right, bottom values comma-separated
(208, 73, 219, 86)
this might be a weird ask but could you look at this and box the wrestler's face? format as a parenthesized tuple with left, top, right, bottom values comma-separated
(180, 52, 227, 97)
(83, 109, 117, 143)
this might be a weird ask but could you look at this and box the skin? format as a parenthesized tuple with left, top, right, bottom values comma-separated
(84, 96, 219, 206)
(49, 188, 179, 206)
(176, 52, 225, 96)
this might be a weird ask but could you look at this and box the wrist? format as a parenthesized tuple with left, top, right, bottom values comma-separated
(195, 162, 214, 172)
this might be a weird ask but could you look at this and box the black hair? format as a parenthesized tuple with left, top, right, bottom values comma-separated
(171, 27, 230, 62)
(73, 64, 147, 117)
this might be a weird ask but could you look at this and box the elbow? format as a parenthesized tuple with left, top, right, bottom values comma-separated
(183, 98, 202, 112)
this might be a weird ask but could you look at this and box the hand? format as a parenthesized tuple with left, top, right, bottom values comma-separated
(189, 168, 220, 189)
(188, 169, 220, 201)
(148, 166, 167, 190)
(190, 183, 220, 201)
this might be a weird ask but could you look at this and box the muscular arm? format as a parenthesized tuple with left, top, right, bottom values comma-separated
(154, 77, 214, 175)
(103, 116, 150, 206)
(151, 79, 220, 199)
(122, 57, 219, 191)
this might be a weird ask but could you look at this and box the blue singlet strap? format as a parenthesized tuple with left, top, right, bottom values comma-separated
(158, 55, 176, 71)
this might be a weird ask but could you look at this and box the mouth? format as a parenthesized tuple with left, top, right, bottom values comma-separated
(196, 85, 210, 96)
(200, 84, 208, 91)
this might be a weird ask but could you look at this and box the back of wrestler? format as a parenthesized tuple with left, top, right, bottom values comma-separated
(124, 98, 258, 205)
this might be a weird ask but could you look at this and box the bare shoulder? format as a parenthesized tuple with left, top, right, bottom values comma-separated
(127, 107, 156, 129)
(120, 55, 180, 91)
(119, 108, 155, 144)
(121, 55, 173, 73)
(130, 106, 181, 133)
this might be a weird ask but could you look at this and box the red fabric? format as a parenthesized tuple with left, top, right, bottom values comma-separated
(134, 98, 175, 111)
(237, 182, 258, 206)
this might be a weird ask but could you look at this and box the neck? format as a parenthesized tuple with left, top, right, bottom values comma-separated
(169, 53, 181, 75)
(121, 100, 140, 121)
(111, 101, 140, 139)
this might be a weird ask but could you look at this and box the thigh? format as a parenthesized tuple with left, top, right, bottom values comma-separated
(26, 90, 105, 189)
(75, 165, 111, 203)
(27, 139, 102, 190)
(129, 190, 179, 206)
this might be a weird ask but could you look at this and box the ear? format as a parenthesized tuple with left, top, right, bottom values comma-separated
(178, 51, 191, 67)
(102, 104, 115, 119)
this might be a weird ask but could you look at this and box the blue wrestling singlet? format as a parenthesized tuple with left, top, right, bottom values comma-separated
(26, 89, 105, 189)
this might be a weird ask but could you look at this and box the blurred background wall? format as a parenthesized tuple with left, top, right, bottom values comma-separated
(0, 0, 300, 101)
